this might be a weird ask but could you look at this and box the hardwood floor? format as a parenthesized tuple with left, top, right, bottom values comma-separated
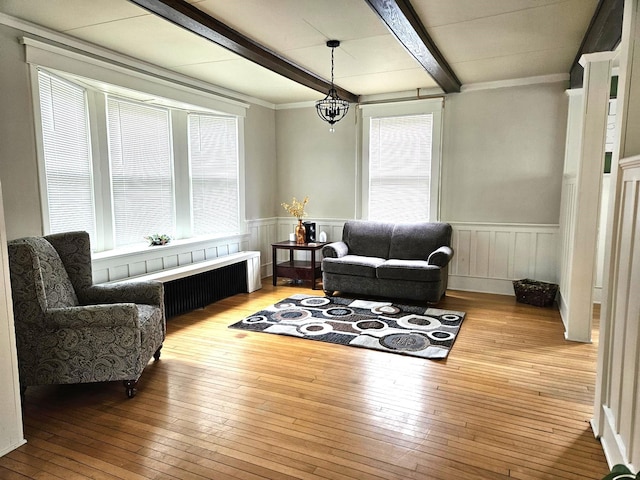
(0, 283, 609, 480)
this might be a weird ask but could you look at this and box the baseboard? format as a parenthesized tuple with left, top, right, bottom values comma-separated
(593, 285, 603, 304)
(597, 406, 635, 471)
(448, 275, 515, 296)
(558, 290, 569, 331)
(0, 439, 26, 458)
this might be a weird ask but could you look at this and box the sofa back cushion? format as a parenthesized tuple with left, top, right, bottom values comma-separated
(342, 221, 394, 259)
(388, 222, 452, 260)
(45, 231, 94, 294)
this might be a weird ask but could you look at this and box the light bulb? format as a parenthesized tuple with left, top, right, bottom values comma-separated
(329, 126, 335, 133)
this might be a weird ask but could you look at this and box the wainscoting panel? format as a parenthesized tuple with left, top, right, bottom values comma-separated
(92, 233, 252, 284)
(93, 219, 559, 299)
(268, 220, 559, 297)
(557, 176, 576, 319)
(597, 157, 640, 469)
(449, 223, 559, 295)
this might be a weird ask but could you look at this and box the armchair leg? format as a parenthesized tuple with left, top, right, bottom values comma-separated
(123, 379, 138, 399)
(153, 345, 162, 361)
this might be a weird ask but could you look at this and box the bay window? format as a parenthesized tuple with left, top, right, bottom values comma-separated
(34, 68, 244, 252)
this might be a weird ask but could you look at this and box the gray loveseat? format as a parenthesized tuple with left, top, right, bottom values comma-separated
(321, 220, 454, 303)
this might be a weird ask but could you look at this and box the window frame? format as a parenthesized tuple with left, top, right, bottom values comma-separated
(360, 98, 443, 222)
(33, 69, 97, 242)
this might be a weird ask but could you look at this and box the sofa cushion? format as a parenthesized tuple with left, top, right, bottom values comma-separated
(376, 259, 442, 282)
(343, 221, 394, 259)
(388, 222, 452, 260)
(322, 255, 386, 278)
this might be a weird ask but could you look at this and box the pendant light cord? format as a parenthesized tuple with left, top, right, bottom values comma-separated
(331, 46, 335, 88)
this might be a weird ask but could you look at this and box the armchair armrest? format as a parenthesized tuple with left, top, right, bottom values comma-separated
(322, 242, 349, 258)
(80, 281, 164, 307)
(427, 246, 454, 267)
(46, 304, 138, 329)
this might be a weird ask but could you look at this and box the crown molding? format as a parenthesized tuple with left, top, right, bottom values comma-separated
(460, 73, 570, 93)
(0, 12, 276, 110)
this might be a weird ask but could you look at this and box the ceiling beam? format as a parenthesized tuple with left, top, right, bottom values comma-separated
(129, 0, 360, 103)
(570, 0, 623, 88)
(364, 0, 461, 93)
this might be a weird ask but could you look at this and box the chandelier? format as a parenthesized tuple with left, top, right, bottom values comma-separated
(315, 40, 350, 132)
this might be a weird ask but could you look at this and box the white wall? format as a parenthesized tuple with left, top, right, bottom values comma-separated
(245, 103, 278, 220)
(441, 82, 568, 224)
(0, 24, 41, 240)
(275, 82, 568, 228)
(275, 106, 358, 220)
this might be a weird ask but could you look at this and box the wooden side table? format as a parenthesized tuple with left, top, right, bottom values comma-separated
(272, 241, 328, 290)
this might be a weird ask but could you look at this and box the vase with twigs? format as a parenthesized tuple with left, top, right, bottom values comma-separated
(281, 196, 309, 244)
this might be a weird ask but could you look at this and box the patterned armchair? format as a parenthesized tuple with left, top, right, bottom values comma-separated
(7, 231, 165, 398)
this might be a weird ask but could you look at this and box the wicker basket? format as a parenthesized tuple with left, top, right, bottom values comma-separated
(512, 279, 558, 307)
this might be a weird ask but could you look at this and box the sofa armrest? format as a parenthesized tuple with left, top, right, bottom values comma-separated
(427, 246, 454, 267)
(80, 281, 164, 307)
(322, 241, 349, 258)
(46, 304, 138, 329)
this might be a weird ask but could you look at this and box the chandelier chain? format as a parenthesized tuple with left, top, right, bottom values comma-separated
(331, 46, 335, 86)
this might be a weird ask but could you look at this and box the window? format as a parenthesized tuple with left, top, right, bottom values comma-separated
(37, 70, 96, 239)
(107, 98, 175, 247)
(362, 99, 442, 222)
(188, 114, 239, 236)
(32, 65, 245, 252)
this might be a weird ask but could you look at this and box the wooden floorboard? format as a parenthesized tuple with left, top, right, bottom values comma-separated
(0, 282, 610, 479)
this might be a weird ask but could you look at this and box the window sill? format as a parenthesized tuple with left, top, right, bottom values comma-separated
(92, 233, 250, 262)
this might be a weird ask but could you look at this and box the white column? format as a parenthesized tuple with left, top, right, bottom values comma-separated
(557, 88, 583, 329)
(563, 52, 614, 342)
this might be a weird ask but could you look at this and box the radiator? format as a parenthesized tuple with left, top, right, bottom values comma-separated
(162, 261, 247, 318)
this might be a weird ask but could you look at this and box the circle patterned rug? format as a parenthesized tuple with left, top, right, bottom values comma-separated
(229, 294, 466, 359)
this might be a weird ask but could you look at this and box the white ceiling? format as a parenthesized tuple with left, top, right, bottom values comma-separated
(0, 0, 600, 105)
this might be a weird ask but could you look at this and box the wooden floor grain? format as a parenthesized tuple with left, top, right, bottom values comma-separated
(0, 283, 609, 479)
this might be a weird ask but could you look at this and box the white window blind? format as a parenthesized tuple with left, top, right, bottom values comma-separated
(37, 70, 96, 239)
(188, 114, 239, 236)
(368, 113, 433, 222)
(107, 98, 175, 247)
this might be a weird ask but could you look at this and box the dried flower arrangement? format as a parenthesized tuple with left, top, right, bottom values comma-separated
(281, 196, 309, 220)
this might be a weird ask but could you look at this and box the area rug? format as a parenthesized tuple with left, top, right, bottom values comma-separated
(229, 294, 466, 359)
